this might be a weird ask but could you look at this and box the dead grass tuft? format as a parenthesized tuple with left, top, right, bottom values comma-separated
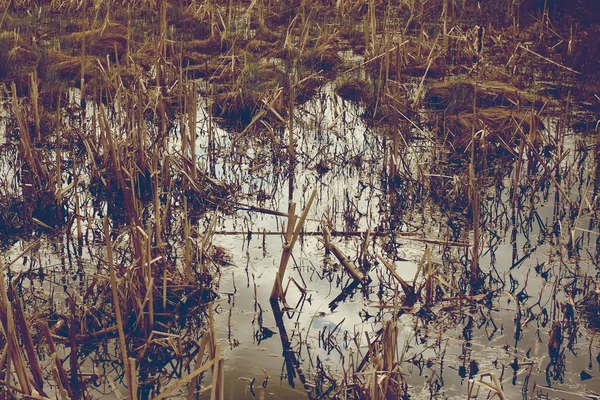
(424, 79, 546, 112)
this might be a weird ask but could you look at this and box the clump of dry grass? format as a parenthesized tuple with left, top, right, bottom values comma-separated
(423, 79, 545, 112)
(441, 108, 544, 152)
(185, 36, 227, 55)
(0, 32, 41, 92)
(43, 50, 100, 82)
(295, 74, 324, 104)
(211, 61, 286, 127)
(245, 38, 275, 54)
(252, 23, 281, 44)
(66, 22, 128, 58)
(424, 79, 548, 152)
(301, 43, 343, 74)
(335, 77, 374, 105)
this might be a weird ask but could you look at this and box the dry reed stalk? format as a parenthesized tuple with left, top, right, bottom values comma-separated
(156, 357, 217, 400)
(210, 344, 224, 400)
(417, 1, 425, 58)
(442, 0, 448, 52)
(468, 372, 507, 400)
(50, 353, 71, 400)
(0, 264, 32, 396)
(270, 202, 296, 302)
(360, 229, 371, 267)
(208, 84, 216, 175)
(423, 248, 434, 304)
(104, 215, 134, 395)
(323, 226, 367, 283)
(288, 77, 295, 158)
(55, 93, 64, 209)
(270, 188, 317, 301)
(30, 72, 40, 141)
(467, 86, 478, 244)
(129, 358, 138, 398)
(199, 212, 218, 268)
(511, 138, 525, 209)
(571, 165, 596, 245)
(380, 319, 399, 398)
(12, 83, 52, 194)
(189, 81, 198, 180)
(369, 0, 376, 56)
(80, 3, 87, 106)
(38, 321, 75, 399)
(183, 197, 193, 277)
(160, 0, 167, 62)
(376, 255, 415, 304)
(68, 297, 80, 393)
(141, 221, 154, 331)
(517, 43, 581, 74)
(8, 283, 44, 394)
(99, 104, 142, 226)
(412, 35, 439, 108)
(152, 150, 163, 252)
(227, 0, 233, 34)
(471, 190, 480, 287)
(72, 149, 83, 243)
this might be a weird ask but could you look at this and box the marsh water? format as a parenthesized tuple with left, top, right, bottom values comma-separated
(2, 79, 599, 399)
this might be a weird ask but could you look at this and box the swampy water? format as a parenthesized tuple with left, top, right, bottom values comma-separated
(201, 92, 600, 399)
(1, 5, 600, 398)
(3, 82, 599, 399)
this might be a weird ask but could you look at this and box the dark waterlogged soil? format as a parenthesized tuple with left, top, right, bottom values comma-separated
(0, 1, 600, 399)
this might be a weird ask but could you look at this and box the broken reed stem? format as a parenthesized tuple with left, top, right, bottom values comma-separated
(517, 44, 581, 74)
(471, 190, 480, 286)
(156, 352, 217, 400)
(288, 79, 295, 158)
(144, 221, 154, 332)
(0, 263, 32, 396)
(369, 0, 376, 55)
(189, 81, 198, 180)
(271, 202, 296, 302)
(153, 149, 162, 251)
(103, 215, 134, 397)
(442, 0, 448, 52)
(68, 297, 80, 393)
(412, 35, 439, 108)
(470, 82, 480, 287)
(324, 226, 367, 283)
(210, 344, 223, 400)
(9, 282, 45, 394)
(12, 83, 51, 194)
(72, 149, 83, 242)
(159, 310, 220, 400)
(30, 72, 40, 141)
(270, 188, 317, 302)
(160, 0, 167, 61)
(376, 254, 415, 303)
(381, 319, 398, 397)
(361, 229, 371, 267)
(39, 322, 75, 399)
(183, 197, 193, 277)
(80, 2, 86, 107)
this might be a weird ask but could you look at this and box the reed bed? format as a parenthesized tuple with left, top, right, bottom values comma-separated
(0, 0, 598, 399)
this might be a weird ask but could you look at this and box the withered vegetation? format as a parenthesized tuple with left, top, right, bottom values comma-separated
(0, 0, 599, 399)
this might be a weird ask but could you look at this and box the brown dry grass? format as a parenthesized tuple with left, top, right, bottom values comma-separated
(424, 79, 548, 113)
